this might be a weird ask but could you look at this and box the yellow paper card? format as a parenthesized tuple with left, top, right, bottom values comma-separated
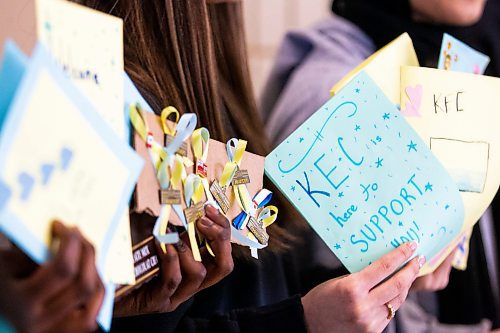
(35, 0, 134, 285)
(331, 33, 419, 105)
(400, 66, 500, 273)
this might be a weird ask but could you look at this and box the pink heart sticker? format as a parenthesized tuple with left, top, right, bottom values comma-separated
(401, 84, 423, 117)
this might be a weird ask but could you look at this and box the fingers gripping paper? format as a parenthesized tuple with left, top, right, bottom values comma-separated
(266, 71, 464, 274)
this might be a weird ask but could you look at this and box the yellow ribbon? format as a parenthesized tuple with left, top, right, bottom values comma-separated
(160, 106, 180, 136)
(219, 139, 247, 188)
(184, 174, 205, 262)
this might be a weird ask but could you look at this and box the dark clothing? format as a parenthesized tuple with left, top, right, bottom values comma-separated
(332, 0, 500, 328)
(332, 0, 500, 76)
(111, 214, 339, 333)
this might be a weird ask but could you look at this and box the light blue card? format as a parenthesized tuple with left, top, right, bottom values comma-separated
(0, 43, 143, 330)
(438, 33, 490, 74)
(265, 71, 464, 273)
(0, 40, 28, 131)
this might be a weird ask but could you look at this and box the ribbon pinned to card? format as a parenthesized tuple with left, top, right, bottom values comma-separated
(163, 112, 197, 232)
(233, 189, 273, 229)
(129, 104, 166, 170)
(219, 139, 247, 187)
(192, 128, 213, 200)
(247, 205, 278, 258)
(183, 174, 205, 262)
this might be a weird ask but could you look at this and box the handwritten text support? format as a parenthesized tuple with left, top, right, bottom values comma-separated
(265, 71, 464, 273)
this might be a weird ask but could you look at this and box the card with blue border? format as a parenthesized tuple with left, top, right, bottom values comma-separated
(0, 43, 143, 329)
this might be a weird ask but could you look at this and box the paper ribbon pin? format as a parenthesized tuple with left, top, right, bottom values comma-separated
(191, 128, 216, 256)
(233, 189, 273, 229)
(163, 112, 197, 233)
(183, 174, 205, 262)
(130, 104, 166, 170)
(247, 205, 278, 258)
(192, 128, 213, 200)
(130, 105, 198, 248)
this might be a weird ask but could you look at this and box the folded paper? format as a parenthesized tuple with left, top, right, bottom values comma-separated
(330, 33, 419, 106)
(0, 44, 142, 330)
(400, 66, 500, 271)
(266, 71, 464, 274)
(36, 0, 135, 288)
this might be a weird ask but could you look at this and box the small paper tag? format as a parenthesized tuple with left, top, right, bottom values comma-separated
(184, 201, 205, 224)
(159, 189, 182, 205)
(166, 135, 188, 157)
(247, 217, 269, 245)
(196, 160, 208, 178)
(115, 236, 160, 298)
(210, 181, 230, 214)
(232, 169, 250, 186)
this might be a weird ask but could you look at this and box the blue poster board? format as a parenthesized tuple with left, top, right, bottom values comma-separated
(265, 71, 464, 272)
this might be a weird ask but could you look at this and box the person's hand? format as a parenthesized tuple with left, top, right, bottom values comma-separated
(0, 222, 105, 333)
(411, 248, 456, 292)
(114, 204, 233, 317)
(410, 0, 487, 26)
(302, 241, 425, 333)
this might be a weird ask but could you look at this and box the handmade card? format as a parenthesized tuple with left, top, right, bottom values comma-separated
(438, 33, 490, 74)
(132, 112, 266, 233)
(400, 66, 500, 270)
(36, 0, 125, 137)
(0, 44, 142, 329)
(0, 40, 28, 130)
(330, 33, 419, 106)
(35, 0, 134, 286)
(266, 71, 464, 274)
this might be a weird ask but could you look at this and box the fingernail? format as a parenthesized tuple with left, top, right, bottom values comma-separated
(200, 217, 213, 227)
(174, 239, 187, 253)
(418, 255, 426, 268)
(206, 204, 219, 215)
(409, 241, 418, 252)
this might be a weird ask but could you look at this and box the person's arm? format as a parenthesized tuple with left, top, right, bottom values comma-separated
(111, 242, 423, 333)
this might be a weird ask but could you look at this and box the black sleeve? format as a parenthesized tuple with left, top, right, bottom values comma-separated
(109, 295, 308, 333)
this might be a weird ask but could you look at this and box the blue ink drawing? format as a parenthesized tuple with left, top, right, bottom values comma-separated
(40, 164, 55, 186)
(18, 172, 35, 202)
(265, 71, 464, 273)
(60, 147, 73, 171)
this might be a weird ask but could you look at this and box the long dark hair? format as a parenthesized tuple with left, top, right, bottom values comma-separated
(75, 0, 304, 253)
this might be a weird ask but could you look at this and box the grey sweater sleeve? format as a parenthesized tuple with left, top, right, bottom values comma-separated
(396, 295, 492, 333)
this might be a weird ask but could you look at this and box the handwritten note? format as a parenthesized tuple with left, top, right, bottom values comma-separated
(438, 33, 490, 74)
(35, 0, 135, 287)
(36, 0, 125, 137)
(0, 45, 142, 329)
(330, 33, 419, 106)
(266, 71, 463, 273)
(400, 66, 500, 271)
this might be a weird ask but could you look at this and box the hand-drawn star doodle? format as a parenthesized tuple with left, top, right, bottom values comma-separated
(407, 141, 417, 152)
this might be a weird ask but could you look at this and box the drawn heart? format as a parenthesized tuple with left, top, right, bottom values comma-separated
(0, 181, 12, 211)
(40, 163, 55, 185)
(18, 172, 35, 202)
(401, 84, 423, 117)
(60, 147, 74, 171)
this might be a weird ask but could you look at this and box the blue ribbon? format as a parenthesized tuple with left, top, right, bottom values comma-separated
(233, 190, 273, 230)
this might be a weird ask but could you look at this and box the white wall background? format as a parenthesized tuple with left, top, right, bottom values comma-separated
(243, 0, 331, 96)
